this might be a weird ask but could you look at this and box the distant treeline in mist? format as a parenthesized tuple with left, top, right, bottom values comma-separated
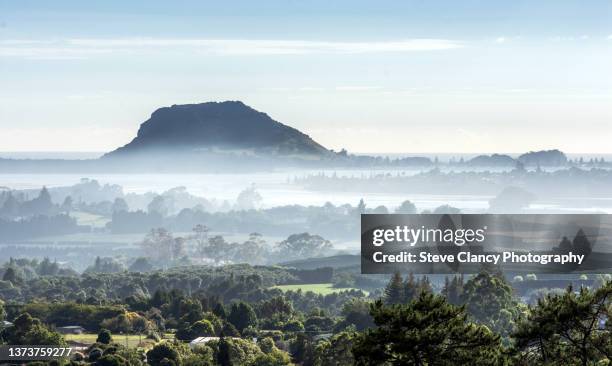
(295, 166, 612, 198)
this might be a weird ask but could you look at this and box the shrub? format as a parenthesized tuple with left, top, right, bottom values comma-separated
(146, 343, 180, 366)
(97, 329, 112, 344)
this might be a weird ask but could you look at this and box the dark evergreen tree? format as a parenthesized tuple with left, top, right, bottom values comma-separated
(221, 322, 240, 337)
(1, 193, 20, 216)
(357, 199, 366, 215)
(291, 333, 315, 365)
(353, 292, 504, 365)
(1, 313, 65, 345)
(572, 229, 592, 256)
(2, 267, 18, 283)
(151, 289, 171, 308)
(227, 301, 257, 333)
(442, 275, 464, 305)
(461, 270, 519, 338)
(96, 329, 112, 344)
(404, 272, 417, 302)
(38, 257, 59, 276)
(213, 302, 227, 319)
(128, 257, 153, 272)
(61, 196, 73, 212)
(112, 198, 129, 213)
(217, 334, 232, 366)
(384, 272, 404, 305)
(94, 354, 128, 366)
(146, 343, 180, 366)
(313, 330, 357, 366)
(22, 186, 54, 215)
(558, 236, 572, 253)
(513, 281, 612, 366)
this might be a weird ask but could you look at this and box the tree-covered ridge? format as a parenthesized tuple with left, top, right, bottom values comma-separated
(0, 263, 300, 303)
(1, 263, 611, 365)
(295, 166, 612, 198)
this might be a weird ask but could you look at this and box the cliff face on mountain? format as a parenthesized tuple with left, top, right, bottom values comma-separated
(105, 101, 330, 158)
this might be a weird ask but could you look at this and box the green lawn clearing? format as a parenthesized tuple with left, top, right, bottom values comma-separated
(69, 211, 111, 229)
(272, 283, 368, 296)
(64, 333, 157, 349)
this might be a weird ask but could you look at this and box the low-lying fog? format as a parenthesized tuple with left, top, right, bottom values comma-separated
(0, 170, 492, 211)
(3, 163, 612, 271)
(3, 167, 612, 213)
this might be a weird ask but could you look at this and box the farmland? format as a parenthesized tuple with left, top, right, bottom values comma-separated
(272, 283, 368, 296)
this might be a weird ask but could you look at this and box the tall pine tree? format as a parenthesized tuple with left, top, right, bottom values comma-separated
(384, 272, 405, 305)
(513, 281, 612, 365)
(353, 292, 504, 365)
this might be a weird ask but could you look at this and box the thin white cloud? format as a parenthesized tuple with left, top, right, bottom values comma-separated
(335, 86, 383, 91)
(0, 38, 464, 59)
(69, 38, 464, 53)
(608, 34, 612, 40)
(0, 39, 50, 45)
(0, 46, 112, 60)
(298, 87, 326, 92)
(550, 35, 596, 42)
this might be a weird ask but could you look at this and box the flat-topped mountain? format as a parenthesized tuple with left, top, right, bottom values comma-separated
(0, 99, 579, 172)
(105, 101, 331, 158)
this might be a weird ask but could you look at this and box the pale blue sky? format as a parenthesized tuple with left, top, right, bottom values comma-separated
(1, 0, 611, 153)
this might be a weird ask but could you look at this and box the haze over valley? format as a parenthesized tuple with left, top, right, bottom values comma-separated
(2, 101, 612, 273)
(1, 2, 611, 364)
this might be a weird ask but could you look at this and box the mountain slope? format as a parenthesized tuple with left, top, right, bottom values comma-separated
(105, 101, 330, 158)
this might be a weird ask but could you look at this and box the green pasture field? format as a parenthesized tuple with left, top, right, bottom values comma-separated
(69, 211, 111, 229)
(272, 283, 368, 296)
(64, 333, 174, 349)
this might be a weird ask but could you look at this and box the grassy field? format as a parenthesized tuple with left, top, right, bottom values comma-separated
(64, 333, 159, 349)
(69, 211, 111, 229)
(272, 283, 368, 296)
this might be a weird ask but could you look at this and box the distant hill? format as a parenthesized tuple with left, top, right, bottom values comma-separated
(0, 99, 575, 173)
(467, 154, 516, 167)
(518, 149, 568, 167)
(465, 150, 570, 168)
(105, 101, 331, 159)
